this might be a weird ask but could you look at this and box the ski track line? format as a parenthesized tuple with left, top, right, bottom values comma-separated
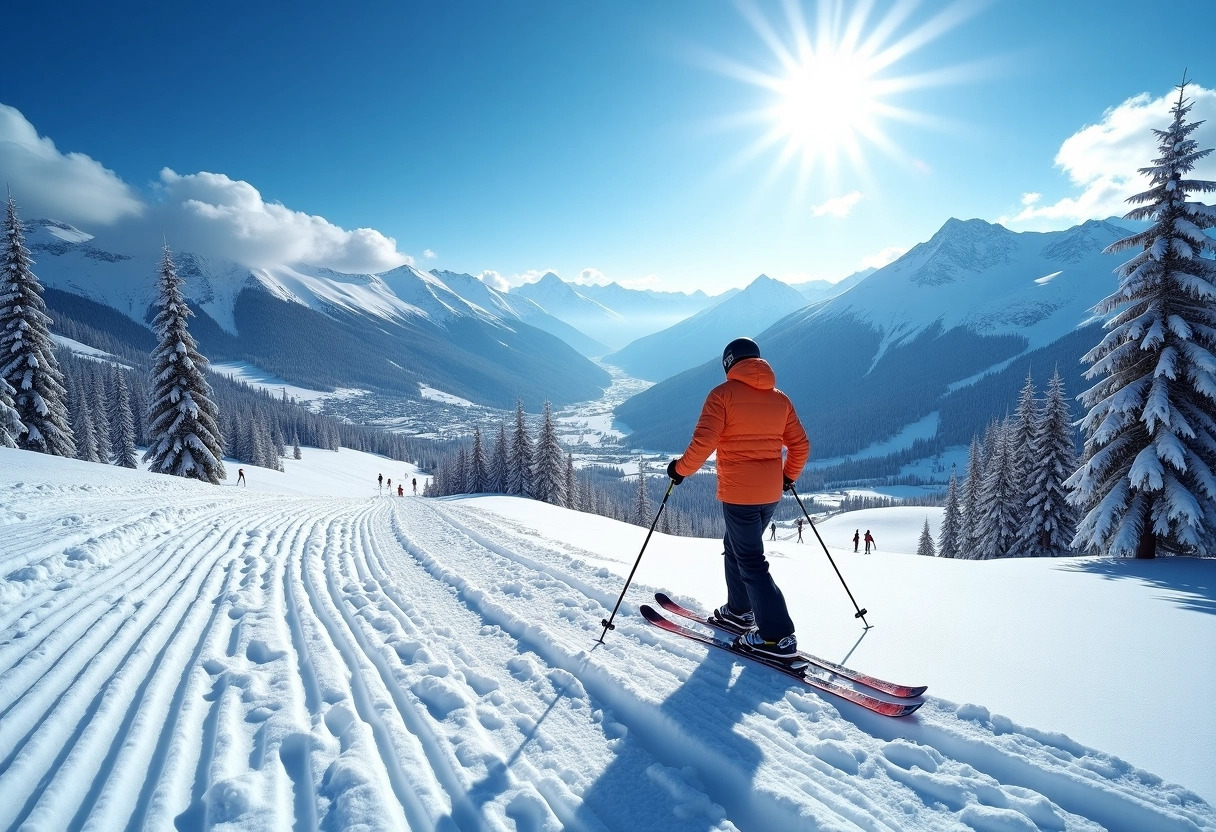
(406, 501, 1210, 832)
(0, 495, 226, 639)
(0, 499, 242, 693)
(1, 517, 237, 831)
(389, 500, 854, 832)
(0, 501, 246, 767)
(103, 500, 311, 832)
(295, 501, 435, 831)
(353, 502, 586, 830)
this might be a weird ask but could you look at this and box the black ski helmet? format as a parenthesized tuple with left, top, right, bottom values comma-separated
(722, 337, 760, 373)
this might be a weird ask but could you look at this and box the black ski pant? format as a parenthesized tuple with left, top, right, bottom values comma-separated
(722, 500, 795, 642)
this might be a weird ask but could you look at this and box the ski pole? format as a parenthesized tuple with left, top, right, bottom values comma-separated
(788, 484, 872, 629)
(598, 479, 675, 643)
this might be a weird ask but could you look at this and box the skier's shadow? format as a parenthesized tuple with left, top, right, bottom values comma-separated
(570, 651, 787, 831)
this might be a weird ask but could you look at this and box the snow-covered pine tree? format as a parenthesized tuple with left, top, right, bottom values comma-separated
(959, 436, 984, 558)
(0, 375, 25, 448)
(565, 453, 577, 510)
(143, 246, 226, 483)
(1067, 80, 1216, 558)
(109, 366, 138, 468)
(69, 372, 100, 463)
(489, 422, 508, 494)
(976, 419, 1020, 559)
(468, 426, 488, 493)
(532, 402, 566, 506)
(937, 471, 962, 558)
(292, 431, 302, 460)
(633, 458, 652, 524)
(1008, 373, 1039, 547)
(1018, 368, 1079, 556)
(917, 518, 936, 557)
(507, 399, 533, 497)
(453, 446, 468, 494)
(91, 368, 111, 464)
(0, 193, 74, 456)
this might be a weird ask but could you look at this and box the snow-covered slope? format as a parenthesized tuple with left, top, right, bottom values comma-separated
(2, 447, 1213, 831)
(606, 275, 811, 381)
(789, 266, 874, 303)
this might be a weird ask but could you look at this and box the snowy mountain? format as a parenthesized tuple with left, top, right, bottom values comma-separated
(23, 219, 610, 409)
(512, 272, 722, 351)
(617, 217, 1135, 462)
(605, 274, 811, 381)
(2, 446, 1213, 830)
(789, 266, 874, 303)
(430, 269, 609, 357)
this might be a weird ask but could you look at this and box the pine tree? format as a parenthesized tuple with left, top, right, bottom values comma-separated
(507, 399, 533, 497)
(0, 193, 74, 456)
(109, 367, 138, 468)
(454, 446, 468, 494)
(633, 458, 652, 524)
(565, 454, 577, 510)
(70, 373, 100, 463)
(0, 375, 25, 448)
(1068, 80, 1216, 558)
(959, 436, 984, 558)
(292, 431, 302, 460)
(976, 419, 1021, 558)
(917, 518, 936, 557)
(91, 368, 112, 464)
(468, 426, 488, 493)
(937, 472, 962, 558)
(490, 422, 508, 494)
(532, 402, 566, 505)
(1008, 373, 1039, 545)
(1019, 369, 1079, 556)
(143, 246, 226, 483)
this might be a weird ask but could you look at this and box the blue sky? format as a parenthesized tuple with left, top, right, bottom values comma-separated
(3, 0, 1215, 294)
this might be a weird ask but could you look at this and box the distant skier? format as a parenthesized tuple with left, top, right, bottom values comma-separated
(378, 473, 383, 492)
(864, 530, 876, 554)
(398, 484, 404, 497)
(796, 518, 803, 543)
(769, 522, 777, 540)
(387, 478, 391, 491)
(666, 337, 810, 662)
(412, 477, 417, 495)
(237, 468, 246, 487)
(853, 529, 860, 552)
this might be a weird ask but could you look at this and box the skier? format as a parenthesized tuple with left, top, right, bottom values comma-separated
(666, 337, 810, 661)
(236, 468, 246, 487)
(796, 518, 803, 543)
(387, 477, 392, 491)
(398, 484, 404, 497)
(853, 529, 860, 552)
(378, 473, 383, 492)
(769, 522, 776, 541)
(864, 530, 876, 554)
(412, 477, 417, 495)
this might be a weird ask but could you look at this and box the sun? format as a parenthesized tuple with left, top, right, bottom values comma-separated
(700, 0, 983, 195)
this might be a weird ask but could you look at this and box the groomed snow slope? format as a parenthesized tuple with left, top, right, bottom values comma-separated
(1, 449, 1213, 832)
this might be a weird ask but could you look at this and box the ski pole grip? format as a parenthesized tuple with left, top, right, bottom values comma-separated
(600, 619, 615, 631)
(854, 609, 868, 619)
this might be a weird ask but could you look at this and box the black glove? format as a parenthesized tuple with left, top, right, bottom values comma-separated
(783, 476, 795, 492)
(667, 459, 685, 485)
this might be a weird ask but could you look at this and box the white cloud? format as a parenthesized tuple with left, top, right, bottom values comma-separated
(1021, 192, 1041, 206)
(575, 268, 610, 285)
(0, 104, 144, 225)
(478, 270, 509, 291)
(153, 169, 411, 273)
(1006, 85, 1216, 230)
(423, 249, 437, 259)
(811, 191, 864, 218)
(860, 246, 906, 270)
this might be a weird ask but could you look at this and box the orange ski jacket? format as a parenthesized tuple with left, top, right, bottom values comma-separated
(672, 357, 810, 505)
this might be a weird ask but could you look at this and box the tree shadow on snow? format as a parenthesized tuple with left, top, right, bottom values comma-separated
(570, 653, 790, 831)
(1055, 557, 1216, 615)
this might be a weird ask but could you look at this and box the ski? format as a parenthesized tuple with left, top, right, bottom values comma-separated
(640, 605, 922, 718)
(654, 592, 927, 699)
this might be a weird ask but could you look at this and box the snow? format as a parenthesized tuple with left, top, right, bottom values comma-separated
(418, 384, 475, 407)
(2, 446, 1214, 831)
(50, 334, 134, 368)
(210, 361, 367, 406)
